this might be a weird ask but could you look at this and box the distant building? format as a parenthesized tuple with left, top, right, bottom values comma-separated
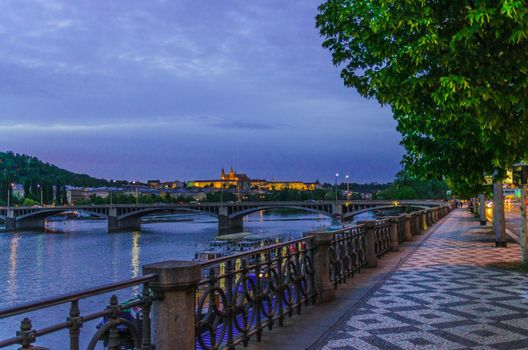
(65, 186, 123, 204)
(161, 180, 185, 189)
(147, 180, 161, 188)
(11, 183, 25, 199)
(188, 167, 320, 191)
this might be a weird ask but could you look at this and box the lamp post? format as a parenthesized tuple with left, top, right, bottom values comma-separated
(7, 182, 11, 208)
(335, 173, 339, 204)
(37, 184, 43, 205)
(345, 174, 350, 199)
(109, 181, 113, 206)
(132, 181, 139, 205)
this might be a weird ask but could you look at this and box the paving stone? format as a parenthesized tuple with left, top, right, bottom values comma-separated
(315, 209, 528, 349)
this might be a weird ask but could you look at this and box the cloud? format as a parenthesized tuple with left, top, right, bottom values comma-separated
(0, 0, 404, 182)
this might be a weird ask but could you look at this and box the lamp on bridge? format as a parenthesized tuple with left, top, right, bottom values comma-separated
(345, 174, 350, 199)
(335, 173, 339, 204)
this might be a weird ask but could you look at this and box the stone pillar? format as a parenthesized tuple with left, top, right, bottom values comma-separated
(359, 221, 378, 268)
(426, 210, 433, 226)
(218, 215, 243, 235)
(493, 181, 507, 247)
(303, 231, 335, 303)
(413, 213, 421, 235)
(5, 209, 15, 231)
(332, 204, 343, 219)
(421, 210, 428, 231)
(108, 216, 141, 231)
(389, 217, 399, 251)
(143, 261, 201, 350)
(478, 194, 486, 225)
(404, 214, 412, 241)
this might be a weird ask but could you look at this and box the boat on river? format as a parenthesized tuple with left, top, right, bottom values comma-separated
(193, 232, 290, 263)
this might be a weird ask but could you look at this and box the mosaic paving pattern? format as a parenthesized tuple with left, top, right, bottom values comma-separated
(317, 210, 528, 350)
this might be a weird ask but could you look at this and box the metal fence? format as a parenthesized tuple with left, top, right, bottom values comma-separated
(374, 220, 391, 258)
(0, 205, 450, 350)
(195, 237, 316, 350)
(0, 275, 157, 350)
(397, 217, 406, 243)
(328, 225, 367, 288)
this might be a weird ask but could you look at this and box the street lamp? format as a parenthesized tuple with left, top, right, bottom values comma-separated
(132, 181, 139, 205)
(345, 174, 350, 199)
(7, 182, 12, 208)
(37, 184, 43, 205)
(335, 173, 339, 203)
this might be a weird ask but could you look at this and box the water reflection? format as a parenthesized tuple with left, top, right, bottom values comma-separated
(131, 231, 140, 294)
(7, 234, 19, 303)
(0, 211, 330, 348)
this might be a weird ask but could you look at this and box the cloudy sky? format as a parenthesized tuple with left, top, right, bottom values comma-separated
(0, 0, 403, 183)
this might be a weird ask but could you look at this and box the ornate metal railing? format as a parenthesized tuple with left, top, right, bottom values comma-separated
(397, 218, 406, 243)
(374, 220, 391, 258)
(195, 237, 316, 350)
(0, 274, 157, 350)
(328, 225, 367, 288)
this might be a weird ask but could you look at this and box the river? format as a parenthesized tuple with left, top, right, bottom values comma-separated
(0, 210, 375, 349)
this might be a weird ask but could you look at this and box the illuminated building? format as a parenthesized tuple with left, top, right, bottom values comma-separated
(187, 167, 320, 191)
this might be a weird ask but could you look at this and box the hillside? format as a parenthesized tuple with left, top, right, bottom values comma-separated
(0, 151, 125, 205)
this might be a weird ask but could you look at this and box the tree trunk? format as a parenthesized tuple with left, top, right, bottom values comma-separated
(479, 194, 486, 225)
(492, 181, 507, 247)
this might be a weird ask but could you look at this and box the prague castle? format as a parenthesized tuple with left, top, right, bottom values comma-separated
(187, 167, 319, 191)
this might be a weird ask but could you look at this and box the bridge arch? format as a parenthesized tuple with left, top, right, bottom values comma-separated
(15, 208, 108, 221)
(117, 207, 219, 221)
(228, 206, 333, 220)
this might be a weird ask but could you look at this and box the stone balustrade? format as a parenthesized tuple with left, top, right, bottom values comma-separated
(0, 204, 453, 350)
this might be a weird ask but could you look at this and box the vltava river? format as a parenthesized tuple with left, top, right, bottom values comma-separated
(0, 211, 338, 349)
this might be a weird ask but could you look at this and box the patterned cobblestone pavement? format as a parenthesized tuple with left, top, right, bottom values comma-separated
(315, 210, 528, 350)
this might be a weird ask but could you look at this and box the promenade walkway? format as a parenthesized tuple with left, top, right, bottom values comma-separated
(312, 209, 528, 349)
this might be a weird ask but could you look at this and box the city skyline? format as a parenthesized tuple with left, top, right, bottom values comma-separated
(0, 0, 403, 183)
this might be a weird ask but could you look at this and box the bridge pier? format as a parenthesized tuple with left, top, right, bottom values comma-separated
(108, 216, 141, 232)
(218, 215, 243, 235)
(5, 217, 46, 231)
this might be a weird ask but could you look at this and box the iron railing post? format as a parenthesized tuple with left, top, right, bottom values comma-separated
(67, 299, 81, 350)
(141, 282, 153, 350)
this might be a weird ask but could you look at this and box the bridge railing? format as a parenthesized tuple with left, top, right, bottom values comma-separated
(0, 274, 158, 350)
(0, 205, 452, 350)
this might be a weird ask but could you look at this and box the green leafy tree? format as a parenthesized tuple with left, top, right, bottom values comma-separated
(317, 0, 528, 197)
(0, 151, 129, 204)
(22, 198, 39, 206)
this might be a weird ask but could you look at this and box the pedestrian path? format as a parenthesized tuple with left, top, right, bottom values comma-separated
(314, 209, 528, 350)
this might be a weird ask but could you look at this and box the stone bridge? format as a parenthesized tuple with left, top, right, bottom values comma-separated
(0, 200, 443, 233)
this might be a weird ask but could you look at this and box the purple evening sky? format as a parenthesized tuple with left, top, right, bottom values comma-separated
(0, 0, 403, 183)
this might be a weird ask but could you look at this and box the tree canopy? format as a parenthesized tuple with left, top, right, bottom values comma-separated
(0, 151, 127, 204)
(317, 0, 528, 197)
